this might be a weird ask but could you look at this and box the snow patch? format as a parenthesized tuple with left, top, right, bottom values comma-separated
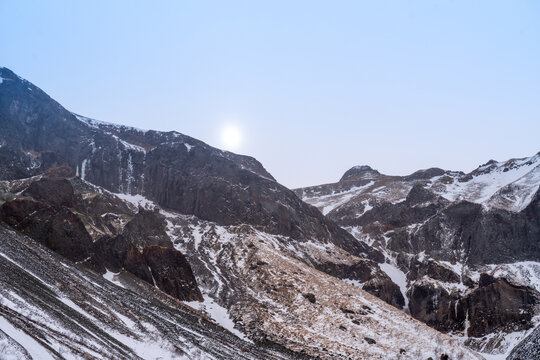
(379, 262, 409, 310)
(103, 270, 125, 288)
(184, 297, 251, 342)
(114, 193, 156, 210)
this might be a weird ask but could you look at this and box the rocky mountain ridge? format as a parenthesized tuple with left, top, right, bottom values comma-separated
(0, 67, 486, 359)
(296, 153, 540, 359)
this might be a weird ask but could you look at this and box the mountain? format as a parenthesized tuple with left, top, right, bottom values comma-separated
(0, 67, 485, 359)
(296, 154, 540, 358)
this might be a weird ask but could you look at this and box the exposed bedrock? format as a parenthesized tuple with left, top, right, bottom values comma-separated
(408, 273, 539, 337)
(0, 177, 203, 302)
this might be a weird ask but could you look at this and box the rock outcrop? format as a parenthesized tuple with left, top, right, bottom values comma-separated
(0, 176, 203, 302)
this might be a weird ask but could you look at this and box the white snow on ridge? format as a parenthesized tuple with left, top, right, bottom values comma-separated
(112, 134, 147, 153)
(432, 154, 540, 212)
(73, 113, 149, 134)
(305, 153, 540, 215)
(487, 261, 540, 293)
(304, 181, 375, 215)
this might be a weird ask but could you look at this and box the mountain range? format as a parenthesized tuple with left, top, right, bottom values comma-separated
(0, 66, 538, 359)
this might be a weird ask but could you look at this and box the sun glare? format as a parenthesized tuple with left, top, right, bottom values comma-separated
(220, 124, 242, 151)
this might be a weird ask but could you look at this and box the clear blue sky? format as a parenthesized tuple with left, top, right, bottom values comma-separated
(1, 1, 539, 188)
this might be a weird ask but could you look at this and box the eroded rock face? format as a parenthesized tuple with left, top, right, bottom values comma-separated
(362, 276, 405, 309)
(0, 198, 93, 262)
(121, 207, 172, 249)
(408, 274, 540, 337)
(399, 197, 540, 264)
(143, 245, 203, 301)
(408, 281, 458, 333)
(0, 176, 203, 302)
(297, 160, 540, 348)
(463, 274, 539, 337)
(407, 258, 473, 287)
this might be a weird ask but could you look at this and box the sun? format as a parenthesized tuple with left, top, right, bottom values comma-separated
(220, 124, 242, 151)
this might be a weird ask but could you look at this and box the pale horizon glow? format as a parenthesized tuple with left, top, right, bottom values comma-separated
(1, 1, 539, 188)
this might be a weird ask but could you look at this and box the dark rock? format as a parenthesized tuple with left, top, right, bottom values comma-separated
(478, 273, 497, 287)
(403, 168, 446, 181)
(143, 245, 203, 301)
(463, 278, 539, 337)
(404, 184, 438, 205)
(408, 276, 540, 337)
(121, 208, 172, 249)
(369, 194, 540, 265)
(90, 235, 152, 282)
(340, 165, 381, 181)
(23, 178, 76, 207)
(316, 259, 404, 308)
(0, 199, 92, 262)
(407, 281, 459, 333)
(364, 337, 376, 344)
(362, 276, 405, 309)
(316, 259, 379, 283)
(407, 258, 461, 284)
(303, 293, 316, 304)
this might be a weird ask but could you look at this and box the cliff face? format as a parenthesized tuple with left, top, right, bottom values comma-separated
(0, 176, 203, 302)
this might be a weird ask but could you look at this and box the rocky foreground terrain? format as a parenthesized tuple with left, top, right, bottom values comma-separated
(0, 66, 536, 359)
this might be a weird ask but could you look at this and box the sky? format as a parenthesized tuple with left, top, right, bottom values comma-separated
(1, 1, 539, 188)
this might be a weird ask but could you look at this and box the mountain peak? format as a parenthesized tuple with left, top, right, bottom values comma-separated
(340, 165, 381, 181)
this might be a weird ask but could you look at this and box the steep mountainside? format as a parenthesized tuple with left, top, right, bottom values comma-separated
(0, 224, 294, 360)
(296, 155, 540, 359)
(0, 67, 486, 359)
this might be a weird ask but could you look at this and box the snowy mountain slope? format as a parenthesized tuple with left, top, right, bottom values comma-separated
(299, 154, 540, 215)
(0, 225, 294, 360)
(159, 205, 483, 359)
(507, 323, 540, 360)
(432, 154, 540, 212)
(0, 66, 379, 265)
(105, 186, 483, 359)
